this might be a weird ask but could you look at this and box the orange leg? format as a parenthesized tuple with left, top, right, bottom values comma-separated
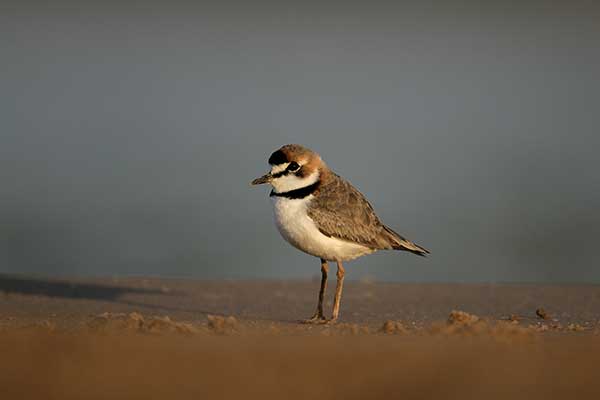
(330, 261, 345, 322)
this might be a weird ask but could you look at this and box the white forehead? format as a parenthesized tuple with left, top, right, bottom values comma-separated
(270, 159, 307, 174)
(270, 163, 290, 174)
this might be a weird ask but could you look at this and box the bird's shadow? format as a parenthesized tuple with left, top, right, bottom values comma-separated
(0, 274, 231, 318)
(0, 274, 303, 324)
(0, 274, 166, 301)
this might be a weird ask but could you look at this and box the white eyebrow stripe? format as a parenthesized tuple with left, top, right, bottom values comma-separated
(271, 163, 290, 174)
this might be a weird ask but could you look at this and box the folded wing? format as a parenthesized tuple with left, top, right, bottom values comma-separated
(307, 174, 429, 256)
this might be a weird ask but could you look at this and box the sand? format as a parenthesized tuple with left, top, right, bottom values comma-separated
(1, 274, 600, 399)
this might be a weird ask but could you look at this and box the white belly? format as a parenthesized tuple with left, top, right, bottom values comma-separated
(271, 195, 374, 261)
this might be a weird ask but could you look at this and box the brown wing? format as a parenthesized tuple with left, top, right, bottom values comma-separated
(307, 174, 430, 255)
(307, 174, 393, 249)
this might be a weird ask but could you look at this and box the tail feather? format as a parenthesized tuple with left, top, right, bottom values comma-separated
(383, 226, 429, 257)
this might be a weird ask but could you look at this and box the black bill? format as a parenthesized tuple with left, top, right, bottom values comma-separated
(251, 173, 272, 185)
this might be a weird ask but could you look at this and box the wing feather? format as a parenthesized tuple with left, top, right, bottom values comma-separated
(307, 175, 392, 249)
(307, 174, 429, 256)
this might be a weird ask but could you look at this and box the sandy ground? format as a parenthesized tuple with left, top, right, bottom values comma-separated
(1, 274, 600, 399)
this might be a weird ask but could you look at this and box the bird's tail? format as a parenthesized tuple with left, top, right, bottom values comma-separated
(383, 225, 429, 257)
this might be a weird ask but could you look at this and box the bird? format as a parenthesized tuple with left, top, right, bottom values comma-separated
(251, 144, 428, 323)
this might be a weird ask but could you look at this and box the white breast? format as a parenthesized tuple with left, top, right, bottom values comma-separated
(270, 195, 374, 261)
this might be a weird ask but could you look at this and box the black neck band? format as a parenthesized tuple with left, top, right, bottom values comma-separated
(270, 181, 320, 199)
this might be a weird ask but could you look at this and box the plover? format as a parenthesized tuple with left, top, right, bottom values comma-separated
(251, 144, 428, 323)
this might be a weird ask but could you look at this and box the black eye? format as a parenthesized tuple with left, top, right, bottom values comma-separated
(287, 162, 300, 172)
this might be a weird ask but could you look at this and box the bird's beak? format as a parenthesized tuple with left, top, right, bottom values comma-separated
(251, 173, 272, 185)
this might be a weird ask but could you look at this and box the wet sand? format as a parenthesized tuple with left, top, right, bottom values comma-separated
(1, 275, 600, 399)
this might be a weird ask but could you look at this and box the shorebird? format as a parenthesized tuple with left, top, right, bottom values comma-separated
(251, 144, 428, 323)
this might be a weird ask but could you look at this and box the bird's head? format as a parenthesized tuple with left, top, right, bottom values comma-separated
(251, 144, 325, 193)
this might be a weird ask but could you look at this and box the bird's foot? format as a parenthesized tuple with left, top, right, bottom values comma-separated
(301, 315, 339, 325)
(301, 314, 327, 324)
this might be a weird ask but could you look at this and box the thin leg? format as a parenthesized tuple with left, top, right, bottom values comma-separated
(330, 261, 345, 322)
(303, 259, 328, 323)
(315, 259, 328, 318)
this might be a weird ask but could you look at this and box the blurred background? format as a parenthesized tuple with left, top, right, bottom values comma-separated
(2, 0, 599, 282)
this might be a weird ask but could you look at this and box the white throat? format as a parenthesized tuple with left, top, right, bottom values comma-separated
(271, 170, 320, 194)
